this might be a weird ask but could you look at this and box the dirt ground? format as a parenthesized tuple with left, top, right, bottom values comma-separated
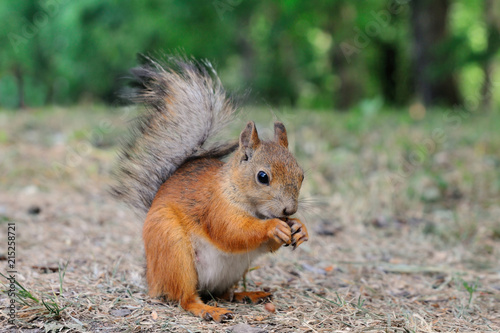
(0, 106, 499, 332)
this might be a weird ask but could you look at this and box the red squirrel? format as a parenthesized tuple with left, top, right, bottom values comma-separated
(111, 56, 308, 322)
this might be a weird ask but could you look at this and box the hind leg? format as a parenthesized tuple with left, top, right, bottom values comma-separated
(143, 206, 233, 322)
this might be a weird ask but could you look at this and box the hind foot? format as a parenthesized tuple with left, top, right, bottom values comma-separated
(182, 298, 234, 322)
(228, 291, 272, 304)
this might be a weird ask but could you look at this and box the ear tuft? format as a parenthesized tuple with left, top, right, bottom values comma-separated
(274, 121, 288, 148)
(239, 121, 260, 159)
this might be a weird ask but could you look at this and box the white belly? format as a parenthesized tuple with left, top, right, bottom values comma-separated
(192, 236, 268, 295)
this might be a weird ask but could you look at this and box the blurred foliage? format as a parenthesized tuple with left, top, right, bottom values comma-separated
(0, 0, 499, 110)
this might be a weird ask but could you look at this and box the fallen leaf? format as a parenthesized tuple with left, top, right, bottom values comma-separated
(31, 265, 59, 273)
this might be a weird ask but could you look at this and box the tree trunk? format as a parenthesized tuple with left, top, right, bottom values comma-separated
(379, 42, 398, 104)
(14, 65, 26, 110)
(480, 0, 499, 111)
(480, 62, 493, 111)
(410, 0, 461, 107)
(332, 45, 361, 110)
(327, 2, 361, 110)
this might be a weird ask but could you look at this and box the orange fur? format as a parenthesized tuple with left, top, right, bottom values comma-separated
(143, 155, 306, 321)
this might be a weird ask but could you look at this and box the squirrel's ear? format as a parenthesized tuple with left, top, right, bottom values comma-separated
(274, 121, 288, 148)
(239, 121, 260, 160)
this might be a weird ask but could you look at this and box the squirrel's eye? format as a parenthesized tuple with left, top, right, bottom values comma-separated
(257, 171, 269, 185)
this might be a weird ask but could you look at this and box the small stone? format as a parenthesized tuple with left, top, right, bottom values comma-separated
(264, 302, 276, 313)
(27, 205, 41, 215)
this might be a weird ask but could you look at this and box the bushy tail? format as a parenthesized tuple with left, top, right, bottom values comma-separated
(110, 56, 238, 216)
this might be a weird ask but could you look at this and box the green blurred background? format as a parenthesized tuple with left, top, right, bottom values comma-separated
(1, 0, 499, 111)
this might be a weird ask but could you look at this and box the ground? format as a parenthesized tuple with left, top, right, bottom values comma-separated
(0, 105, 499, 332)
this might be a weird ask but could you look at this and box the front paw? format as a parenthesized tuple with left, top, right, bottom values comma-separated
(284, 218, 308, 250)
(267, 219, 292, 245)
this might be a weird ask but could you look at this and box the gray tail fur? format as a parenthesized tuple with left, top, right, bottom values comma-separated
(110, 56, 238, 216)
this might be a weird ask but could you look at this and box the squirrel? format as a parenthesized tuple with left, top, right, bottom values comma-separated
(110, 56, 308, 322)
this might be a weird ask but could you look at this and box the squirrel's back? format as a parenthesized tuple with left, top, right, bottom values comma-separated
(110, 56, 238, 215)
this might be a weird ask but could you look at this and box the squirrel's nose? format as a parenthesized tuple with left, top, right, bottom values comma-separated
(283, 205, 297, 216)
